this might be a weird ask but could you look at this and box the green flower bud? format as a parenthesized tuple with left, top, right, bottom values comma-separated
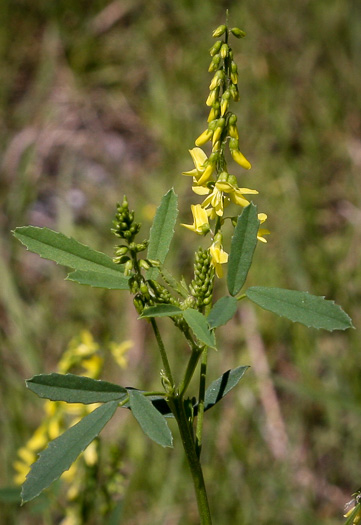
(147, 259, 160, 267)
(209, 70, 225, 91)
(139, 259, 151, 271)
(212, 24, 227, 38)
(220, 43, 229, 59)
(209, 40, 222, 56)
(124, 259, 133, 276)
(113, 254, 130, 265)
(206, 87, 219, 106)
(114, 245, 128, 256)
(133, 296, 144, 315)
(230, 27, 246, 38)
(208, 54, 221, 72)
(229, 84, 240, 101)
(231, 61, 238, 84)
(189, 248, 215, 309)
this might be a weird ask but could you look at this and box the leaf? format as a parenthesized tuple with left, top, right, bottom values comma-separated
(183, 308, 216, 349)
(120, 388, 173, 418)
(246, 286, 353, 331)
(203, 366, 249, 412)
(128, 390, 173, 447)
(227, 203, 259, 296)
(67, 269, 129, 290)
(147, 189, 178, 279)
(207, 296, 238, 329)
(21, 401, 118, 503)
(13, 226, 124, 277)
(140, 304, 182, 318)
(26, 373, 128, 404)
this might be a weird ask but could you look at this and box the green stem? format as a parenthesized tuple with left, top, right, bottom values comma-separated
(178, 345, 202, 397)
(195, 347, 208, 457)
(150, 318, 174, 387)
(170, 397, 213, 525)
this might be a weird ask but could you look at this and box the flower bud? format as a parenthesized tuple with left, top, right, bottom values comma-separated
(220, 43, 229, 59)
(229, 84, 240, 101)
(113, 254, 130, 265)
(124, 259, 133, 276)
(206, 87, 219, 106)
(209, 40, 222, 56)
(139, 259, 151, 270)
(133, 296, 144, 315)
(230, 147, 251, 170)
(212, 117, 225, 145)
(221, 90, 231, 116)
(230, 27, 246, 38)
(208, 54, 221, 72)
(229, 124, 239, 139)
(209, 70, 225, 91)
(207, 102, 220, 122)
(195, 127, 213, 147)
(230, 61, 238, 84)
(114, 245, 128, 256)
(212, 24, 227, 38)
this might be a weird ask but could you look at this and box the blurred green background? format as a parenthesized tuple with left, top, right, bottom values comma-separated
(1, 0, 360, 523)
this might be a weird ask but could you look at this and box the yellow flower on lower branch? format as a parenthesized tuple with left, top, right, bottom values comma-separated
(181, 204, 210, 235)
(209, 239, 228, 278)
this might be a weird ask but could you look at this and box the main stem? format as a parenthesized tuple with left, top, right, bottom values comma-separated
(170, 397, 213, 525)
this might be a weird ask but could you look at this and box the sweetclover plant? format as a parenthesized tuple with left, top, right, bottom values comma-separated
(13, 20, 353, 525)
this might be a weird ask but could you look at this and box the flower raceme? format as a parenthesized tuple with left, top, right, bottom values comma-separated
(181, 25, 269, 278)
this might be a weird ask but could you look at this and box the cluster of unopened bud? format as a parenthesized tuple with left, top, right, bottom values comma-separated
(112, 196, 141, 243)
(130, 276, 180, 315)
(195, 24, 251, 171)
(189, 248, 215, 309)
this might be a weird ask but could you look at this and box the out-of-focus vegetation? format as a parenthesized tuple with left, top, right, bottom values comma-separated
(0, 1, 360, 523)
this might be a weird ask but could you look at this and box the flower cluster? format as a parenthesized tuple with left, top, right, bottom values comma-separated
(182, 24, 269, 277)
(14, 331, 131, 524)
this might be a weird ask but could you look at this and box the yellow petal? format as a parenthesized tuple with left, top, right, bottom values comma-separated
(231, 149, 251, 170)
(192, 185, 211, 195)
(189, 148, 208, 171)
(195, 129, 213, 147)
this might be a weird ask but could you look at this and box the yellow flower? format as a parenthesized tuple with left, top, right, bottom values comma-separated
(257, 213, 270, 243)
(109, 340, 132, 369)
(209, 240, 228, 278)
(230, 148, 251, 170)
(195, 128, 213, 147)
(182, 148, 207, 178)
(201, 186, 225, 217)
(181, 204, 210, 235)
(197, 174, 259, 217)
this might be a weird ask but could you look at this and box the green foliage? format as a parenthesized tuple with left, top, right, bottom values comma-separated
(227, 204, 259, 296)
(246, 287, 353, 331)
(207, 296, 238, 329)
(203, 366, 249, 412)
(183, 308, 217, 349)
(66, 269, 129, 290)
(26, 373, 128, 404)
(13, 226, 127, 283)
(21, 401, 118, 503)
(128, 390, 173, 448)
(147, 189, 178, 280)
(140, 305, 182, 318)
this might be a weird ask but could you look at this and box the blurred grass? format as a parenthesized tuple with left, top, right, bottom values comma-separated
(1, 0, 360, 523)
